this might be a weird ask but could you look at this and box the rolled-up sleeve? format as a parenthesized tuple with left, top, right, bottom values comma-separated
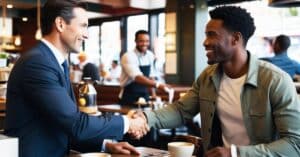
(121, 53, 143, 80)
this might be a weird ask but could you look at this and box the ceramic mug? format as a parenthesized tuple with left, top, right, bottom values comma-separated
(168, 141, 195, 157)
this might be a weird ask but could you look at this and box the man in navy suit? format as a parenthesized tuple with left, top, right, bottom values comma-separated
(4, 1, 148, 157)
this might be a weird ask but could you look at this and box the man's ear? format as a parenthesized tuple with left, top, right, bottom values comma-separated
(232, 32, 243, 46)
(54, 17, 65, 33)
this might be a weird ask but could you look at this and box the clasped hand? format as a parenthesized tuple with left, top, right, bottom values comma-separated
(126, 110, 150, 139)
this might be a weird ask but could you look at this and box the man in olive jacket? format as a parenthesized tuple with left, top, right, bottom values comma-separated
(136, 6, 300, 157)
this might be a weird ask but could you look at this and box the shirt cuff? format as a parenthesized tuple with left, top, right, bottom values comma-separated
(101, 139, 113, 152)
(231, 144, 238, 157)
(122, 115, 129, 134)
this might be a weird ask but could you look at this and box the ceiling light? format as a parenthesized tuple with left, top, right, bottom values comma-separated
(269, 0, 300, 7)
(22, 17, 28, 22)
(6, 4, 13, 9)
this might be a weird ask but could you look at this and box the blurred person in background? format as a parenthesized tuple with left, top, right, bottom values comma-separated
(78, 51, 100, 81)
(105, 60, 121, 83)
(262, 34, 300, 79)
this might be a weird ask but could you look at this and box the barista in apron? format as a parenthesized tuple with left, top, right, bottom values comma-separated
(120, 59, 151, 105)
(119, 30, 169, 106)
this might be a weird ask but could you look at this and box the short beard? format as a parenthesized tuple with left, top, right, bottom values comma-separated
(136, 46, 147, 53)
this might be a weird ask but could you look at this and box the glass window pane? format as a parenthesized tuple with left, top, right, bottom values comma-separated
(155, 13, 165, 62)
(153, 13, 166, 83)
(86, 26, 100, 65)
(100, 21, 121, 71)
(70, 26, 100, 66)
(127, 14, 148, 51)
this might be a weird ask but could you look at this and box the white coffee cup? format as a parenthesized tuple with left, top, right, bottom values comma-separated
(168, 142, 195, 157)
(80, 152, 111, 157)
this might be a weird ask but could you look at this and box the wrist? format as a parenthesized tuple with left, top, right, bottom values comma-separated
(103, 139, 114, 152)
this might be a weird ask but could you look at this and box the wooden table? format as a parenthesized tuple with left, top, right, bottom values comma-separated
(98, 104, 133, 115)
(73, 83, 191, 105)
(97, 104, 153, 115)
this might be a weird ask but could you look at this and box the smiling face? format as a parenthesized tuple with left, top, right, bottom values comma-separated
(135, 33, 150, 53)
(60, 7, 88, 53)
(203, 19, 236, 65)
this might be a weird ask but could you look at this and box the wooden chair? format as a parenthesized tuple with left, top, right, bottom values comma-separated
(172, 135, 203, 157)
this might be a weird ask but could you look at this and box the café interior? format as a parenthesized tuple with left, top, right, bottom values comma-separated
(1, 0, 300, 156)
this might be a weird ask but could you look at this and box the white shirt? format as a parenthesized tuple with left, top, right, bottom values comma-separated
(119, 49, 155, 98)
(217, 73, 250, 147)
(41, 39, 66, 71)
(109, 65, 121, 81)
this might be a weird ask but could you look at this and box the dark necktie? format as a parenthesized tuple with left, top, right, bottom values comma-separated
(62, 60, 71, 94)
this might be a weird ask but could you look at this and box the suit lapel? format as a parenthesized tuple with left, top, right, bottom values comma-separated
(37, 42, 76, 102)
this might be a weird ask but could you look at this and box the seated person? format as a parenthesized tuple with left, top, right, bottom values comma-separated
(261, 34, 300, 79)
(105, 60, 121, 83)
(78, 52, 100, 81)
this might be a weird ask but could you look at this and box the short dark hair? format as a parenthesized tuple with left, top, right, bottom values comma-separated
(41, 0, 87, 36)
(112, 60, 118, 65)
(135, 30, 149, 40)
(209, 6, 256, 46)
(275, 35, 291, 53)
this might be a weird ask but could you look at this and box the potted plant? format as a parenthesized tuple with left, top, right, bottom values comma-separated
(0, 52, 8, 67)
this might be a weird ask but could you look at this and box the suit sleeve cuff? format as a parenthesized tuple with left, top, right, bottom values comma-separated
(122, 115, 129, 134)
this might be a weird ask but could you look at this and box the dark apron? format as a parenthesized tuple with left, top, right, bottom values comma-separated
(120, 64, 151, 105)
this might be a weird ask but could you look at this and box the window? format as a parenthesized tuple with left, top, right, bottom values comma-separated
(100, 21, 121, 71)
(153, 13, 166, 82)
(86, 26, 100, 65)
(70, 26, 100, 66)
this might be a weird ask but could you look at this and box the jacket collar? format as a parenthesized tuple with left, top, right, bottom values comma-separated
(210, 51, 259, 89)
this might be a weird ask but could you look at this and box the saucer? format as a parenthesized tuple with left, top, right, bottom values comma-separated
(89, 111, 102, 116)
(79, 152, 111, 157)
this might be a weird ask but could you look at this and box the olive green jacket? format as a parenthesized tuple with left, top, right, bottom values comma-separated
(145, 53, 300, 156)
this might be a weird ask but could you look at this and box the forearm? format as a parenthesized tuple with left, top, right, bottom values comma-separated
(134, 75, 156, 87)
(238, 137, 300, 157)
(144, 104, 185, 129)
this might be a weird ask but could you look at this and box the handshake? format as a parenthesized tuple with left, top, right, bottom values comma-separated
(126, 110, 150, 139)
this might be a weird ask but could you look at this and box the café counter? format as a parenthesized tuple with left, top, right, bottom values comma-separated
(72, 83, 191, 105)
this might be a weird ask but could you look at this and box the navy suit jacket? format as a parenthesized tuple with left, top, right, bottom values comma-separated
(4, 42, 124, 157)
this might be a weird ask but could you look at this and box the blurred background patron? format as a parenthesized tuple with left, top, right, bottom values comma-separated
(262, 35, 300, 79)
(78, 52, 100, 81)
(104, 60, 121, 84)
